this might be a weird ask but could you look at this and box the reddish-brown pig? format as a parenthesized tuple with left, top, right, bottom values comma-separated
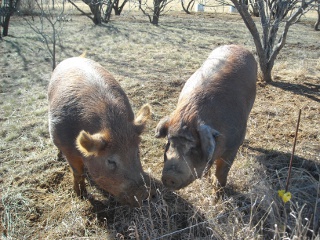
(48, 56, 153, 206)
(155, 45, 257, 193)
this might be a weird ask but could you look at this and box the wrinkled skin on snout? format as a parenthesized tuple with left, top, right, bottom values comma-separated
(48, 57, 154, 206)
(155, 45, 257, 192)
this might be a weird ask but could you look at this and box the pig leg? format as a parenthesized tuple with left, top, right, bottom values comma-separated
(214, 149, 238, 194)
(215, 158, 231, 188)
(63, 151, 87, 197)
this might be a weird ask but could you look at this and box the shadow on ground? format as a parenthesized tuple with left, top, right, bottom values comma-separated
(270, 80, 320, 103)
(246, 145, 320, 236)
(87, 178, 215, 239)
(248, 145, 319, 180)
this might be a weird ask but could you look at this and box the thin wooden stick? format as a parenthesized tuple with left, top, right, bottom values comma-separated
(285, 109, 302, 193)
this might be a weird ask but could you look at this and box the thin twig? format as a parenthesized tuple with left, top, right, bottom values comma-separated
(285, 109, 301, 193)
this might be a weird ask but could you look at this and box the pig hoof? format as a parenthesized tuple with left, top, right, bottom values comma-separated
(213, 184, 226, 201)
(57, 150, 65, 162)
(74, 186, 88, 199)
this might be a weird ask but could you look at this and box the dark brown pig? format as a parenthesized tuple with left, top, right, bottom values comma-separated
(48, 56, 153, 206)
(155, 45, 257, 193)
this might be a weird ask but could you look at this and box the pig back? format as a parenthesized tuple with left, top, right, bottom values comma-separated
(179, 45, 257, 149)
(48, 57, 134, 152)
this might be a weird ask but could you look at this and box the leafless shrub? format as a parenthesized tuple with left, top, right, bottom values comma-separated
(24, 0, 66, 70)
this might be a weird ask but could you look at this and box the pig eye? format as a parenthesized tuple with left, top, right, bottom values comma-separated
(107, 159, 117, 170)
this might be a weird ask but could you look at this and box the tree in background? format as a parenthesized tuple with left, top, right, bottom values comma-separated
(68, 0, 102, 24)
(113, 0, 128, 15)
(83, 0, 103, 24)
(0, 0, 20, 37)
(231, 0, 317, 82)
(138, 0, 173, 24)
(68, 0, 128, 24)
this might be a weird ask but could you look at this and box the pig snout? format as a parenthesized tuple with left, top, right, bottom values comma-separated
(161, 161, 195, 190)
(162, 174, 181, 189)
(120, 174, 158, 207)
(161, 164, 183, 190)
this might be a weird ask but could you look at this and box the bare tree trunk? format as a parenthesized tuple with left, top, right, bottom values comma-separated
(315, 0, 320, 30)
(139, 0, 172, 24)
(152, 0, 160, 25)
(89, 3, 101, 24)
(249, 0, 259, 16)
(2, 0, 20, 37)
(260, 62, 273, 83)
(103, 0, 114, 22)
(82, 0, 102, 24)
(113, 0, 120, 14)
(113, 0, 128, 15)
(2, 14, 10, 36)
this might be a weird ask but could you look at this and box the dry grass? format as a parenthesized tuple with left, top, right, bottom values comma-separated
(1, 4, 319, 239)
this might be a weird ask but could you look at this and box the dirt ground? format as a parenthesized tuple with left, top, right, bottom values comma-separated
(0, 6, 319, 239)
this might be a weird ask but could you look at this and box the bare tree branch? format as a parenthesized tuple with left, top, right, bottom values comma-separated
(25, 0, 66, 70)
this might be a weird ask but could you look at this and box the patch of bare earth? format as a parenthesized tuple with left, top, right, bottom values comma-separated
(0, 8, 319, 239)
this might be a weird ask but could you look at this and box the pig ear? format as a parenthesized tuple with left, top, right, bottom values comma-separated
(134, 104, 152, 134)
(197, 124, 220, 170)
(76, 130, 110, 157)
(155, 116, 170, 138)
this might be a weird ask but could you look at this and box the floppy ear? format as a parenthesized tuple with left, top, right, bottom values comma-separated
(76, 130, 110, 157)
(197, 124, 220, 168)
(155, 116, 170, 138)
(134, 104, 152, 134)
